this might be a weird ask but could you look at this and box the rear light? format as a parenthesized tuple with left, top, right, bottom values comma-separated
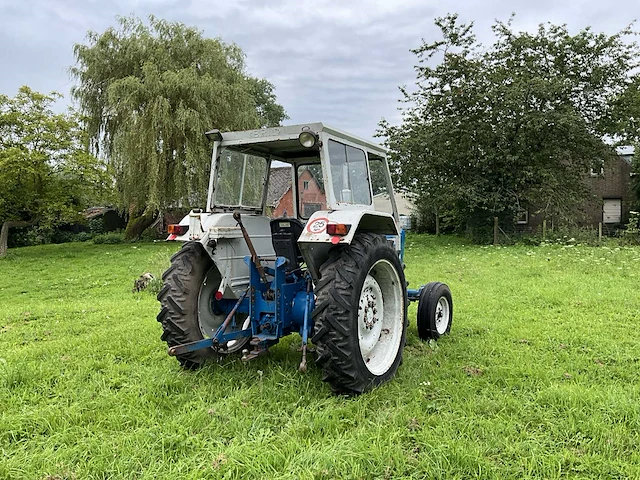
(168, 224, 188, 235)
(326, 223, 351, 236)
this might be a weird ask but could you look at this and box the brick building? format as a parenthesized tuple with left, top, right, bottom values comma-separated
(517, 148, 635, 232)
(581, 148, 634, 228)
(266, 167, 292, 216)
(267, 166, 327, 218)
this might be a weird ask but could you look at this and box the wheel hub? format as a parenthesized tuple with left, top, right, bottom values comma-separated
(198, 267, 250, 354)
(361, 287, 379, 330)
(435, 297, 450, 334)
(358, 276, 384, 357)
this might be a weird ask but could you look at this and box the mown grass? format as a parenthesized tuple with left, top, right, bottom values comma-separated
(1, 236, 639, 479)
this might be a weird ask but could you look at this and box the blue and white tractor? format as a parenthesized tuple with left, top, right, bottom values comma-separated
(158, 123, 452, 394)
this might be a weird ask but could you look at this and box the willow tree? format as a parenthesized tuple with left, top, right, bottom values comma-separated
(71, 16, 287, 237)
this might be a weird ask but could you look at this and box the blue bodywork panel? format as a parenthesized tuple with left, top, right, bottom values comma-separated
(246, 256, 314, 348)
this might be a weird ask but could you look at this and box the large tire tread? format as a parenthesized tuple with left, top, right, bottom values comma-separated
(157, 242, 214, 369)
(312, 233, 408, 395)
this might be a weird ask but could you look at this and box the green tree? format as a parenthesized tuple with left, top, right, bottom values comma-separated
(379, 14, 639, 238)
(71, 16, 288, 238)
(609, 77, 640, 208)
(0, 87, 111, 256)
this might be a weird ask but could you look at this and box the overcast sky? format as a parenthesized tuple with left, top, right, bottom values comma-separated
(0, 0, 638, 141)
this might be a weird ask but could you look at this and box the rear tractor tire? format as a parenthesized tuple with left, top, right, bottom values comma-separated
(312, 233, 408, 394)
(417, 282, 453, 340)
(157, 242, 249, 369)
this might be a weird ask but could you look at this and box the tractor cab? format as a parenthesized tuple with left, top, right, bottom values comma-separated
(159, 123, 453, 395)
(207, 123, 398, 219)
(170, 123, 403, 278)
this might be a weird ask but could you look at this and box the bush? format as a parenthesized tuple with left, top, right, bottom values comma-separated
(88, 217, 104, 235)
(8, 227, 47, 248)
(93, 231, 125, 244)
(515, 234, 542, 246)
(621, 211, 640, 245)
(51, 230, 76, 244)
(9, 227, 94, 247)
(73, 232, 93, 242)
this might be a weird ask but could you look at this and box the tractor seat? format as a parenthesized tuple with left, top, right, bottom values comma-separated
(270, 218, 304, 270)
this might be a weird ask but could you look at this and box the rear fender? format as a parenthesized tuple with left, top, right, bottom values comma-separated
(298, 210, 400, 280)
(167, 211, 275, 297)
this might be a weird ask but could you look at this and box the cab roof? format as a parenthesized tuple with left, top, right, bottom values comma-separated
(205, 123, 387, 160)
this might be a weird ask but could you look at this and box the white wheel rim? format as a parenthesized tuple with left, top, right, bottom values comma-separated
(435, 296, 450, 335)
(198, 268, 249, 353)
(358, 259, 404, 376)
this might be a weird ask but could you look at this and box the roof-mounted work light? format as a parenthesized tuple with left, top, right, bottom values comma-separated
(298, 127, 318, 148)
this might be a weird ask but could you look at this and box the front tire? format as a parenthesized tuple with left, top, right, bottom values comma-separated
(312, 233, 408, 394)
(417, 282, 453, 340)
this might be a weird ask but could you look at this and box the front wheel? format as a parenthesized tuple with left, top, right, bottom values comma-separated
(312, 233, 408, 394)
(417, 282, 453, 340)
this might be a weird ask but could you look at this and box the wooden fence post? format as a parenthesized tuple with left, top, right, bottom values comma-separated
(542, 219, 547, 241)
(598, 222, 602, 243)
(493, 217, 499, 245)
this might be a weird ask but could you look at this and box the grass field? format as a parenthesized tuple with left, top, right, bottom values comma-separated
(1, 235, 639, 479)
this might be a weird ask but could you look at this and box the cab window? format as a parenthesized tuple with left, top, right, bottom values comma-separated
(327, 140, 371, 205)
(297, 163, 326, 218)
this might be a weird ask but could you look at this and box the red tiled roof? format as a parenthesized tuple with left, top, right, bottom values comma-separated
(267, 167, 292, 207)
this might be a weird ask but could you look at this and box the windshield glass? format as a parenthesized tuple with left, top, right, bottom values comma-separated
(214, 147, 268, 208)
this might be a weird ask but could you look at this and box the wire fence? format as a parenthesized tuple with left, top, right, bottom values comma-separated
(410, 213, 637, 246)
(491, 218, 632, 246)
